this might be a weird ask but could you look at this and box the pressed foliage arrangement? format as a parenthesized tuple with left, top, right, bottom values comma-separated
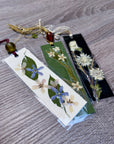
(69, 40, 104, 101)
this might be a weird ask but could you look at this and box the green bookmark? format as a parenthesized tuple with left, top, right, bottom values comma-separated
(41, 41, 95, 116)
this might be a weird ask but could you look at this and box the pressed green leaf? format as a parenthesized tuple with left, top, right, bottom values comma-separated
(90, 84, 95, 89)
(76, 47, 82, 52)
(22, 56, 38, 80)
(48, 76, 61, 107)
(32, 33, 37, 39)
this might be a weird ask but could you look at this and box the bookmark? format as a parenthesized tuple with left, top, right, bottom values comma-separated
(41, 41, 95, 126)
(4, 48, 87, 126)
(63, 34, 113, 101)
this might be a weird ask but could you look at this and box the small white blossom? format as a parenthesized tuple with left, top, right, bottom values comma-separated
(15, 62, 26, 74)
(90, 68, 104, 80)
(32, 79, 48, 93)
(48, 79, 59, 89)
(58, 54, 66, 61)
(72, 81, 83, 91)
(76, 53, 92, 66)
(53, 47, 60, 52)
(65, 95, 78, 113)
(48, 51, 55, 57)
(69, 41, 79, 52)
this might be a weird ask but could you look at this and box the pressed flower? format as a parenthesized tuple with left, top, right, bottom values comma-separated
(48, 51, 55, 57)
(72, 81, 83, 91)
(65, 95, 78, 113)
(15, 62, 26, 74)
(32, 79, 48, 93)
(53, 47, 60, 52)
(58, 54, 66, 61)
(76, 53, 92, 66)
(26, 64, 44, 78)
(90, 68, 104, 80)
(48, 79, 59, 89)
(51, 86, 69, 104)
(69, 41, 79, 52)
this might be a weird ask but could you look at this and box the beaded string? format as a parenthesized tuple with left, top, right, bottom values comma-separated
(0, 20, 72, 57)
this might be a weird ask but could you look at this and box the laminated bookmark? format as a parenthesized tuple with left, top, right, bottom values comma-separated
(63, 34, 113, 101)
(41, 41, 95, 127)
(4, 48, 87, 127)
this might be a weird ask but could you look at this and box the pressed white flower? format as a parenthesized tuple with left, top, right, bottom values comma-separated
(58, 54, 66, 61)
(69, 41, 79, 52)
(53, 47, 60, 52)
(72, 81, 83, 91)
(76, 53, 92, 66)
(32, 79, 48, 93)
(48, 79, 59, 89)
(15, 62, 26, 74)
(48, 51, 55, 57)
(90, 68, 104, 80)
(65, 95, 78, 113)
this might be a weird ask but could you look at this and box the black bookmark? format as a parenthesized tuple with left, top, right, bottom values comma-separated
(63, 34, 113, 101)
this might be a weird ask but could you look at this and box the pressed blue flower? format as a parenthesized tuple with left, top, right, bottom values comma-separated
(51, 86, 69, 104)
(26, 64, 44, 78)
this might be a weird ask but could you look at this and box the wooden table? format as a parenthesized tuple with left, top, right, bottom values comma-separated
(0, 0, 114, 143)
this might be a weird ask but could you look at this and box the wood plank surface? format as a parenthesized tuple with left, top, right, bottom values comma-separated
(0, 0, 114, 144)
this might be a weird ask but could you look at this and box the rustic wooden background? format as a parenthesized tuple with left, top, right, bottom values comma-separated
(0, 0, 114, 144)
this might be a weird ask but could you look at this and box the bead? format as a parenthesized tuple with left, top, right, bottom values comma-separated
(46, 32, 54, 42)
(5, 42, 16, 53)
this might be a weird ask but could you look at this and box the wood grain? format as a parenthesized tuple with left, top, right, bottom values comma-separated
(0, 0, 114, 144)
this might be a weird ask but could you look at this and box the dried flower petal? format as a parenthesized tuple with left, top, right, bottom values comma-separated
(58, 54, 66, 61)
(69, 41, 79, 52)
(53, 47, 60, 52)
(72, 82, 83, 91)
(76, 53, 92, 66)
(90, 68, 104, 80)
(48, 51, 55, 57)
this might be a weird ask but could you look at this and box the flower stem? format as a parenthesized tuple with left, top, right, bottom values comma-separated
(91, 57, 94, 69)
(58, 60, 77, 82)
(62, 104, 70, 118)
